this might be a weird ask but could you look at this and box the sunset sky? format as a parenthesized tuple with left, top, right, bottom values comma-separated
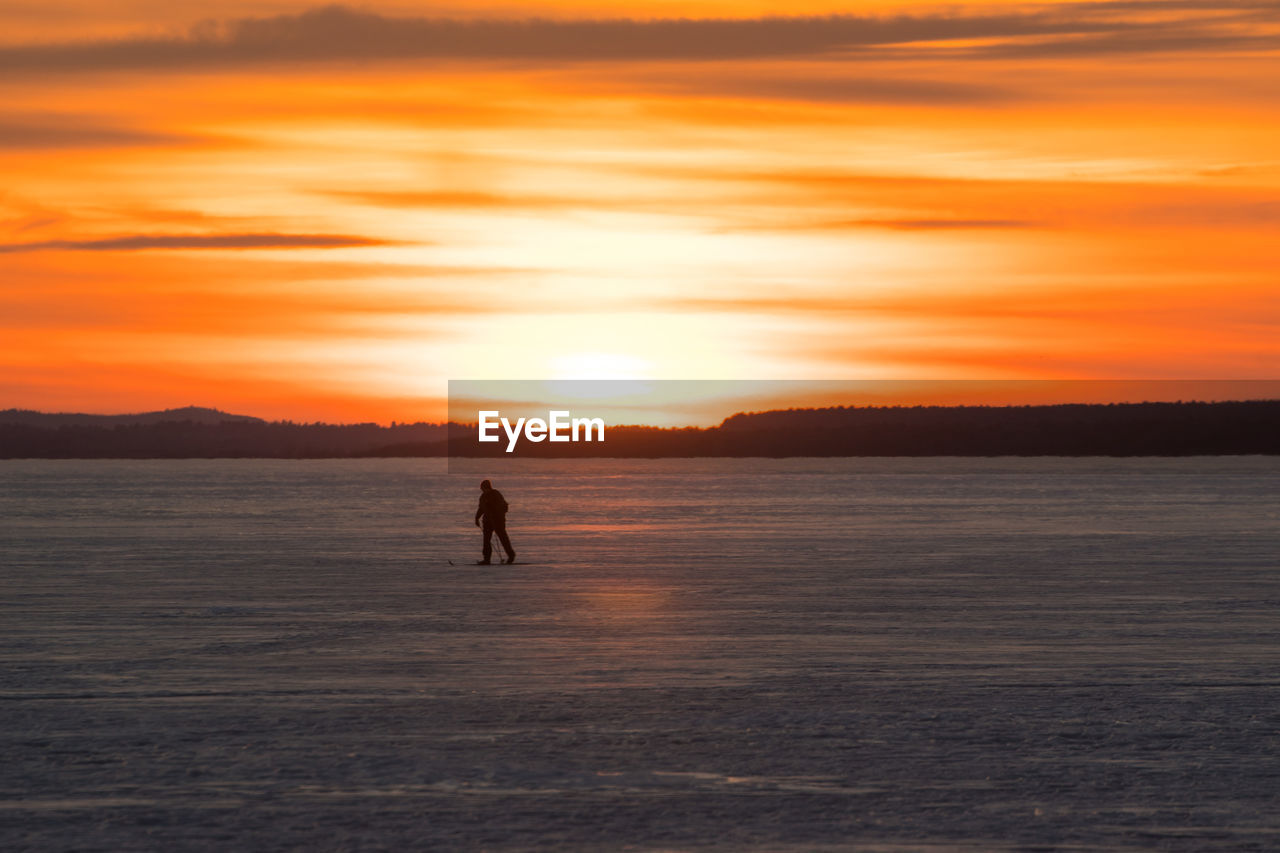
(3, 1, 1277, 423)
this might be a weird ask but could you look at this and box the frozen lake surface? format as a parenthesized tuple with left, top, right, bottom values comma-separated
(2, 457, 1279, 850)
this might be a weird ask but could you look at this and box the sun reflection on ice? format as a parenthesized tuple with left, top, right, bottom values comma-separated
(572, 583, 670, 623)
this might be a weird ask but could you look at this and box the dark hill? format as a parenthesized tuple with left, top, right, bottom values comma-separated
(0, 409, 452, 458)
(0, 406, 264, 427)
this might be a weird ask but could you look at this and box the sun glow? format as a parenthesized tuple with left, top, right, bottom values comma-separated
(3, 2, 1277, 423)
(551, 352, 653, 380)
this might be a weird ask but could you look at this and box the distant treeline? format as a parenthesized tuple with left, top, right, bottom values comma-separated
(0, 419, 453, 459)
(445, 400, 1280, 458)
(2, 400, 1277, 458)
(708, 400, 1280, 457)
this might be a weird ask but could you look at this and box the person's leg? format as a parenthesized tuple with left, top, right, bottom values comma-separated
(495, 521, 514, 563)
(481, 520, 494, 563)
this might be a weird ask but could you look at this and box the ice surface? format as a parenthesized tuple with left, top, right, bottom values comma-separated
(1, 457, 1278, 850)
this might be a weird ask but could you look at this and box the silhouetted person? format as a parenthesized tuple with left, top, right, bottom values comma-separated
(475, 479, 515, 565)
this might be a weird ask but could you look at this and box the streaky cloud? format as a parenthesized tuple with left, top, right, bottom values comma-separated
(664, 279, 1280, 323)
(778, 217, 1039, 230)
(0, 233, 393, 253)
(324, 189, 569, 210)
(0, 3, 1230, 72)
(965, 30, 1280, 60)
(717, 216, 1043, 234)
(0, 117, 192, 149)
(815, 218, 1041, 231)
(659, 74, 1020, 106)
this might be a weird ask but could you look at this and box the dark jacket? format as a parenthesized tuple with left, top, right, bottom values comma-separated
(475, 489, 509, 524)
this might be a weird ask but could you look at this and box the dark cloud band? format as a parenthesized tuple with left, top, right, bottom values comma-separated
(0, 118, 191, 149)
(2, 2, 1270, 73)
(0, 233, 391, 253)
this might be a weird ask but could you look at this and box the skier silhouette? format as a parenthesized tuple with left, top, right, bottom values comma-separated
(475, 479, 515, 565)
